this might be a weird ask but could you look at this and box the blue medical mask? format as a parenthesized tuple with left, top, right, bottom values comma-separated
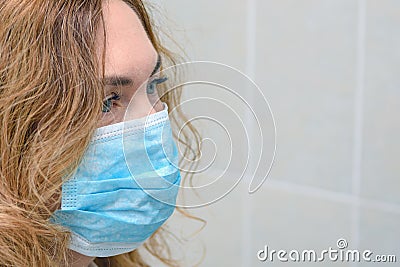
(51, 103, 181, 257)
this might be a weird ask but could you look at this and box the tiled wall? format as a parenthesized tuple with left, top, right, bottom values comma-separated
(147, 1, 400, 266)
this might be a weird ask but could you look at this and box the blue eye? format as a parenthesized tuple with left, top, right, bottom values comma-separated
(102, 92, 121, 113)
(146, 76, 168, 94)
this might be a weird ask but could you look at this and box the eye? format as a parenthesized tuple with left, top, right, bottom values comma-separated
(146, 76, 168, 94)
(102, 92, 121, 113)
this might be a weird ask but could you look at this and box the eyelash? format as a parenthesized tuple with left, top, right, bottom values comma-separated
(101, 76, 168, 113)
(102, 92, 121, 113)
(146, 76, 168, 94)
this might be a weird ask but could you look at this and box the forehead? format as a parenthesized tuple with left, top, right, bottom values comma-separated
(96, 0, 157, 78)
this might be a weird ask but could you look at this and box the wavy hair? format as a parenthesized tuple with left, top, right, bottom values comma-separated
(0, 0, 201, 266)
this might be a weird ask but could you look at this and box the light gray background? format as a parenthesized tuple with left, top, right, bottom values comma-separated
(143, 1, 400, 266)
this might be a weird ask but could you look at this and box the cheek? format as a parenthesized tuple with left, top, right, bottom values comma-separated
(124, 86, 160, 120)
(98, 111, 123, 128)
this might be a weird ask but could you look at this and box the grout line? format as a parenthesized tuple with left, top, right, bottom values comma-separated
(266, 179, 357, 204)
(241, 0, 257, 266)
(263, 179, 400, 215)
(245, 1, 257, 81)
(351, 1, 366, 265)
(361, 198, 400, 215)
(208, 163, 400, 215)
(353, 0, 366, 213)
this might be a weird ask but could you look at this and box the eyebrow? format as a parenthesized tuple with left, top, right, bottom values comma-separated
(104, 54, 161, 87)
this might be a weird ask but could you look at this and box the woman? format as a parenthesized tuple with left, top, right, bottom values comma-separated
(0, 0, 199, 266)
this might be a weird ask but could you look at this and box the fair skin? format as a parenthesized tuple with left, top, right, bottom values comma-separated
(70, 0, 160, 266)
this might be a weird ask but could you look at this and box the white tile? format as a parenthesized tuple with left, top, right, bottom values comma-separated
(158, 0, 247, 69)
(164, 172, 247, 266)
(174, 62, 252, 176)
(359, 208, 400, 265)
(250, 185, 353, 266)
(360, 0, 400, 204)
(254, 0, 358, 193)
(155, 1, 251, 176)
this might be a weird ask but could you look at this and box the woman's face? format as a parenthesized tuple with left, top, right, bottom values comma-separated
(70, 0, 158, 265)
(96, 0, 161, 128)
